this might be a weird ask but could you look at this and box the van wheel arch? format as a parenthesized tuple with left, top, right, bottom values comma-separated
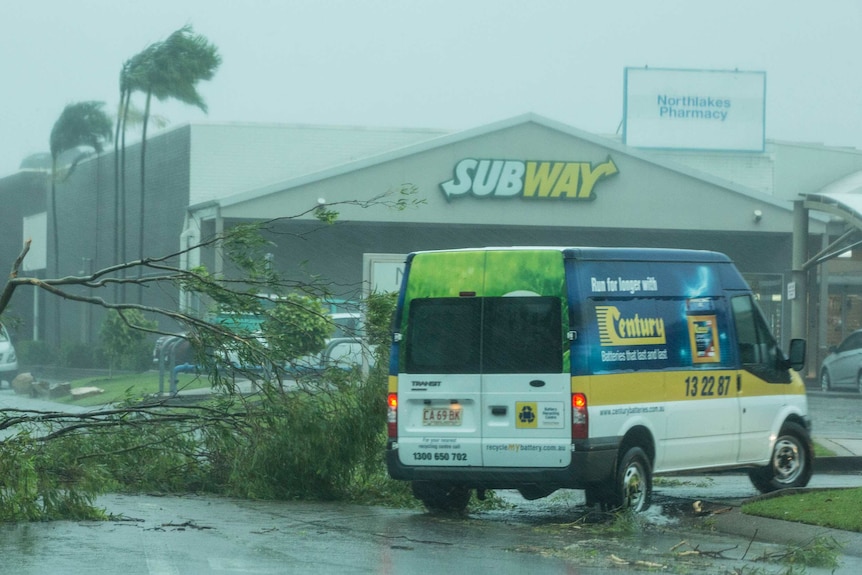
(620, 426, 656, 466)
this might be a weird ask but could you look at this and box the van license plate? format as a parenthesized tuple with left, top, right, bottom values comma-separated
(423, 407, 462, 426)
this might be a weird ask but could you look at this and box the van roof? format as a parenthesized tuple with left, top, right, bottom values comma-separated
(408, 246, 731, 264)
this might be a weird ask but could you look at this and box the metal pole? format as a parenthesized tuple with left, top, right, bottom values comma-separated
(791, 201, 809, 342)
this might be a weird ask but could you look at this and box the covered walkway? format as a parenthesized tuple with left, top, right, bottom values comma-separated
(795, 170, 862, 370)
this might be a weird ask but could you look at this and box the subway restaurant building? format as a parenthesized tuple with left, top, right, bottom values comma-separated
(182, 111, 861, 374)
(6, 112, 862, 376)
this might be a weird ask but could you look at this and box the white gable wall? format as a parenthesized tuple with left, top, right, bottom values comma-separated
(217, 119, 817, 235)
(188, 123, 447, 205)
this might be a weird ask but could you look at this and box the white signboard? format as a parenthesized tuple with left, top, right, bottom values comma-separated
(623, 68, 765, 151)
(22, 212, 47, 271)
(363, 253, 406, 298)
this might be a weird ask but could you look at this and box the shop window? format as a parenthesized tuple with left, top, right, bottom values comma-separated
(742, 273, 783, 342)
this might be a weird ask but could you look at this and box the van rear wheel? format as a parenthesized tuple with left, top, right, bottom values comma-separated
(588, 447, 652, 512)
(748, 422, 813, 493)
(613, 447, 652, 512)
(412, 481, 470, 513)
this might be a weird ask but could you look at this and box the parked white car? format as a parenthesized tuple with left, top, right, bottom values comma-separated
(0, 323, 19, 386)
(820, 329, 862, 392)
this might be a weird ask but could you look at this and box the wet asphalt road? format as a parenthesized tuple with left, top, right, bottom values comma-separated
(2, 474, 862, 575)
(1, 387, 861, 573)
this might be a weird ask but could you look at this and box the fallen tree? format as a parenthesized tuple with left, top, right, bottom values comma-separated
(0, 190, 414, 521)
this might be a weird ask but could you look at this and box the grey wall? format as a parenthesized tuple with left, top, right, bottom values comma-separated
(0, 170, 49, 341)
(47, 126, 193, 344)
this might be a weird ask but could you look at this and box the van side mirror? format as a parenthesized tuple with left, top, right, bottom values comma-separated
(786, 338, 806, 372)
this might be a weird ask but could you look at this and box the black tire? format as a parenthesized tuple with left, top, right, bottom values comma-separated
(584, 484, 608, 508)
(412, 481, 471, 513)
(748, 421, 813, 493)
(604, 446, 652, 512)
(820, 369, 832, 392)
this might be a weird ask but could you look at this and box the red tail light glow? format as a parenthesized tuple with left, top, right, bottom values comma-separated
(387, 393, 398, 438)
(572, 392, 588, 440)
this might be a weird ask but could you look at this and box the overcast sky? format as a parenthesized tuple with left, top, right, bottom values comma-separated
(1, 0, 860, 177)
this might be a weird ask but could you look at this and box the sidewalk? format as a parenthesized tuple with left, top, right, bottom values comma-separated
(818, 436, 862, 457)
(700, 435, 862, 565)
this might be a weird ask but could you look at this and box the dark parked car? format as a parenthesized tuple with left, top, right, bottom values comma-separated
(820, 329, 862, 392)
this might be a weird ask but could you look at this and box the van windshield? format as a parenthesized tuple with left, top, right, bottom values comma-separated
(404, 296, 562, 374)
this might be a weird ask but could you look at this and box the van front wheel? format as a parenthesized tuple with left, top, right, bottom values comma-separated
(748, 422, 813, 493)
(412, 481, 470, 513)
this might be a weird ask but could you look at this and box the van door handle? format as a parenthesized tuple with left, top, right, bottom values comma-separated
(529, 380, 546, 388)
(491, 406, 507, 416)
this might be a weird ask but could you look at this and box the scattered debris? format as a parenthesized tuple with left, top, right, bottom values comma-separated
(160, 521, 213, 531)
(609, 554, 666, 569)
(71, 386, 104, 399)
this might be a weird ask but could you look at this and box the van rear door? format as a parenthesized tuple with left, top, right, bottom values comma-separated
(480, 294, 571, 468)
(396, 249, 571, 470)
(399, 297, 483, 468)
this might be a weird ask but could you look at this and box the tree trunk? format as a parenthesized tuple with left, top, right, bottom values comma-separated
(50, 159, 60, 346)
(138, 90, 152, 304)
(113, 88, 126, 302)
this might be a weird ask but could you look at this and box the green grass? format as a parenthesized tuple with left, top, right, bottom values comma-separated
(743, 487, 862, 532)
(57, 372, 212, 407)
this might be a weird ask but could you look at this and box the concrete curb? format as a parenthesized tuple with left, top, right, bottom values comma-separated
(817, 456, 862, 473)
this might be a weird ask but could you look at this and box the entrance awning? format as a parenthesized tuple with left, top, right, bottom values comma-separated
(802, 171, 862, 269)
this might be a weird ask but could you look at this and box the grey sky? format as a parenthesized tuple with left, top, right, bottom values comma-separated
(2, 0, 860, 177)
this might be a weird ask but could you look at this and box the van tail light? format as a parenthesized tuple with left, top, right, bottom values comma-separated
(572, 393, 588, 440)
(387, 393, 398, 439)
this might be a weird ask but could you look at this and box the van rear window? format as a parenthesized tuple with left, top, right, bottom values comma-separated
(404, 296, 562, 374)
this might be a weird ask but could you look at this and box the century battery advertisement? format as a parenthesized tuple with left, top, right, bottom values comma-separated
(578, 261, 733, 372)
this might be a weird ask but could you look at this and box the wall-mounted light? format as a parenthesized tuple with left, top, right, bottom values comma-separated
(753, 209, 763, 223)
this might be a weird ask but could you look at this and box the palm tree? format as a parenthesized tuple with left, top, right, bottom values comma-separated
(49, 101, 112, 341)
(50, 101, 113, 274)
(114, 59, 167, 300)
(124, 25, 221, 302)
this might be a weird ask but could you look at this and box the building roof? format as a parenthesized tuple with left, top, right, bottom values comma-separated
(204, 113, 803, 216)
(187, 122, 449, 205)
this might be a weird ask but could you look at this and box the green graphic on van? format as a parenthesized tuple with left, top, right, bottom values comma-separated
(403, 250, 566, 301)
(401, 249, 569, 373)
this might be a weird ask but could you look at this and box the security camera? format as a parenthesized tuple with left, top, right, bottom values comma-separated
(753, 209, 763, 223)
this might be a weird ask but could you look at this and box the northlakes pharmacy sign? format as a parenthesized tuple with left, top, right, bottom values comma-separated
(623, 67, 766, 152)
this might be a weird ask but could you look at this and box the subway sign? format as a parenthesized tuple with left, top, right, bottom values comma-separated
(440, 157, 618, 201)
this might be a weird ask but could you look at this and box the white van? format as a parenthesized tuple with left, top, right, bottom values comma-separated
(385, 247, 811, 512)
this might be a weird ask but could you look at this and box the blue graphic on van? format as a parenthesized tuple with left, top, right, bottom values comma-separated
(577, 261, 731, 374)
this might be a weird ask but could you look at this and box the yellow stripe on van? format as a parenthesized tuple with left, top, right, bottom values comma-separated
(388, 375, 398, 393)
(571, 373, 665, 406)
(739, 372, 808, 397)
(572, 370, 806, 406)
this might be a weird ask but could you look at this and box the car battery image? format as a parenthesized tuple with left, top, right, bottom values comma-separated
(686, 298, 721, 364)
